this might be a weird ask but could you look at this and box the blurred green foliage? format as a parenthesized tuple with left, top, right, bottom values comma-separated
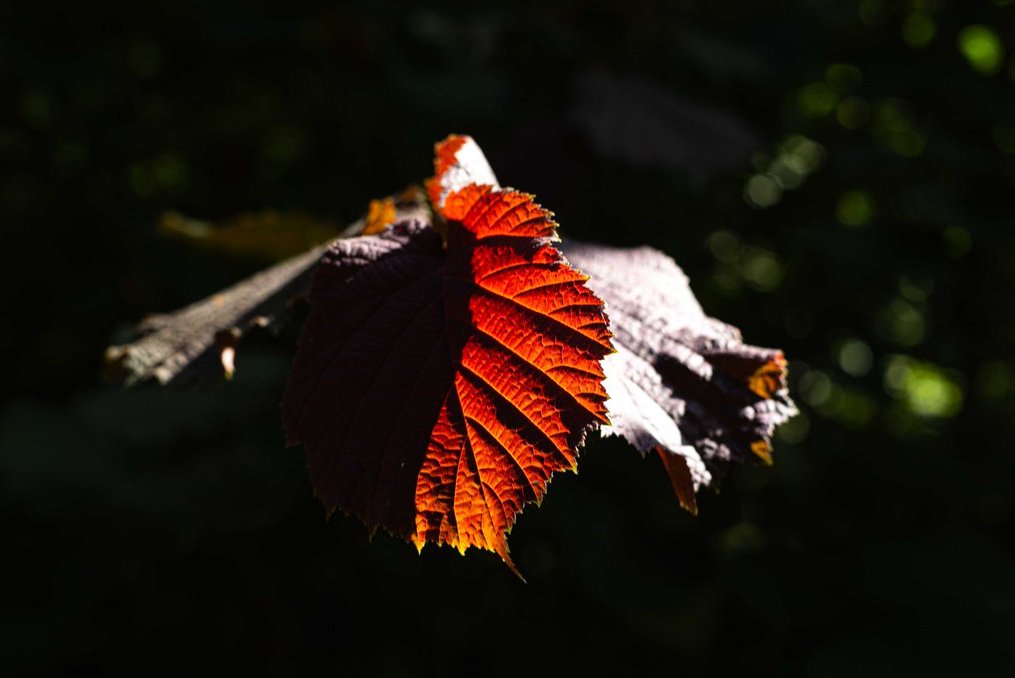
(2, 0, 1015, 675)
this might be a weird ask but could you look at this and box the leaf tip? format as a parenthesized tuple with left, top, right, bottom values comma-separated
(493, 542, 526, 582)
(654, 446, 699, 515)
(750, 440, 775, 466)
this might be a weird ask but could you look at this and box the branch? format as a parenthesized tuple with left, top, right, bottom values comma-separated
(104, 192, 430, 386)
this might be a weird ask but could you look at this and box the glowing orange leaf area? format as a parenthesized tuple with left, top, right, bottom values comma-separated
(362, 197, 397, 235)
(427, 135, 467, 207)
(747, 353, 788, 400)
(413, 185, 612, 568)
(282, 136, 612, 574)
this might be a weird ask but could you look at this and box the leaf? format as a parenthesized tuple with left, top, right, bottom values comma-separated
(560, 241, 797, 507)
(281, 135, 613, 572)
(159, 210, 340, 261)
(109, 133, 796, 574)
(158, 186, 430, 262)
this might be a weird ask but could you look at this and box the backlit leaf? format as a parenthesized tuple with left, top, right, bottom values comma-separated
(281, 136, 612, 573)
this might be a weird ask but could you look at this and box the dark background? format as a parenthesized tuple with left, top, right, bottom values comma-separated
(3, 1, 1015, 675)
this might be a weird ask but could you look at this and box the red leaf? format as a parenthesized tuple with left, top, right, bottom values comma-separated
(282, 136, 612, 572)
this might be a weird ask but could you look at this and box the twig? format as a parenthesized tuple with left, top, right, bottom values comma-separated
(104, 194, 430, 386)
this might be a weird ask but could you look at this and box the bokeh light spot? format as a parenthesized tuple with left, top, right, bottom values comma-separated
(781, 135, 825, 172)
(902, 13, 936, 48)
(744, 174, 782, 208)
(707, 230, 743, 263)
(742, 248, 783, 291)
(836, 190, 876, 227)
(884, 356, 963, 418)
(880, 297, 926, 347)
(799, 370, 833, 407)
(836, 97, 870, 129)
(959, 25, 1004, 76)
(836, 339, 874, 377)
(825, 63, 862, 90)
(776, 410, 810, 444)
(889, 128, 926, 156)
(798, 82, 838, 118)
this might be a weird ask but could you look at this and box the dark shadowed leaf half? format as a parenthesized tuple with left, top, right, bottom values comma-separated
(281, 136, 613, 572)
(561, 241, 797, 514)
